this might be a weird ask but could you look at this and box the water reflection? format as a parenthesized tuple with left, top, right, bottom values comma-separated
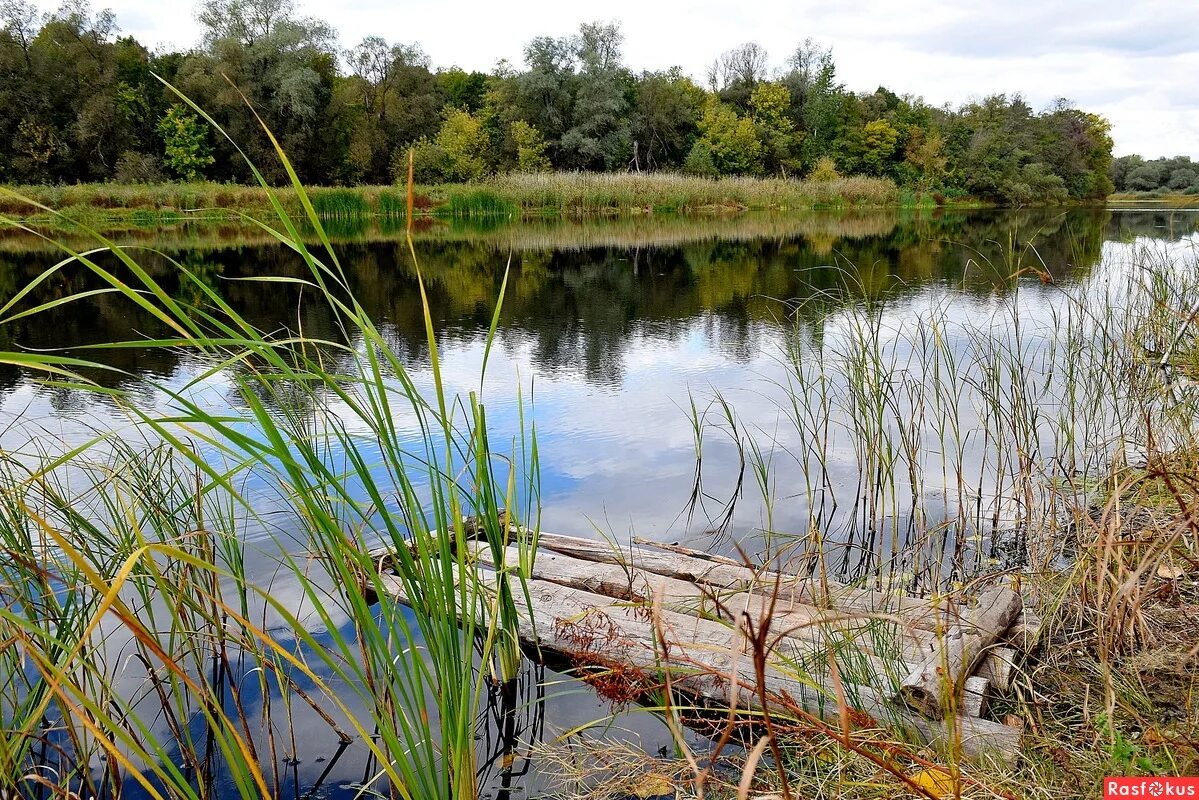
(3, 207, 1198, 796)
(0, 208, 1127, 393)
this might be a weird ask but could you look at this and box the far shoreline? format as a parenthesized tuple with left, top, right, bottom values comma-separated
(0, 172, 1121, 229)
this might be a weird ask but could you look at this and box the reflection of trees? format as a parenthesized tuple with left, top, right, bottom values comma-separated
(1106, 210, 1199, 242)
(0, 208, 1122, 399)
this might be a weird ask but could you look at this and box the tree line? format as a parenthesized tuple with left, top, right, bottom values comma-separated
(1, 0, 1116, 203)
(1110, 155, 1199, 195)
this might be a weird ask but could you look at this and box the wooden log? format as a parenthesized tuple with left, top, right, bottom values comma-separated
(471, 542, 911, 692)
(479, 542, 1006, 716)
(534, 532, 946, 626)
(479, 531, 1021, 687)
(374, 565, 1021, 765)
(897, 587, 1023, 719)
(1005, 610, 1044, 653)
(602, 535, 1024, 686)
(961, 676, 990, 718)
(973, 647, 1017, 692)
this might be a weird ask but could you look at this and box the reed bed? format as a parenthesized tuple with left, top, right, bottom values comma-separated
(476, 171, 900, 213)
(660, 232, 1199, 797)
(0, 171, 904, 225)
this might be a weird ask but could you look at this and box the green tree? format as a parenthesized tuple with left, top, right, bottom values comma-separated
(808, 155, 840, 182)
(902, 127, 947, 189)
(750, 82, 802, 175)
(688, 99, 762, 176)
(340, 38, 443, 182)
(177, 0, 342, 182)
(434, 107, 490, 181)
(630, 68, 703, 170)
(559, 21, 631, 170)
(157, 105, 214, 180)
(797, 48, 843, 170)
(859, 119, 900, 176)
(510, 120, 550, 172)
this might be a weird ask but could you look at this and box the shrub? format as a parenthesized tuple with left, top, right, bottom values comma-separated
(113, 151, 166, 184)
(809, 156, 841, 182)
(682, 141, 719, 178)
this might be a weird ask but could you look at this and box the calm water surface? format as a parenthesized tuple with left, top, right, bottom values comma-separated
(2, 207, 1197, 796)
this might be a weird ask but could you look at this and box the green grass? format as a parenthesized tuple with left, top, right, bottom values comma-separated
(0, 171, 947, 226)
(0, 89, 540, 800)
(309, 187, 370, 218)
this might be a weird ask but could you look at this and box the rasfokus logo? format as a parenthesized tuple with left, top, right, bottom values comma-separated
(1105, 778, 1199, 798)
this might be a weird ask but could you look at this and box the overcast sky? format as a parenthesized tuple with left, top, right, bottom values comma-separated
(32, 0, 1199, 158)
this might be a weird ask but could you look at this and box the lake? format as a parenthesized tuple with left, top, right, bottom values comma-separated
(1, 206, 1196, 797)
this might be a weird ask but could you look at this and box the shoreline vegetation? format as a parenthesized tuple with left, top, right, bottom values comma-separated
(3, 5, 1116, 207)
(0, 171, 1092, 228)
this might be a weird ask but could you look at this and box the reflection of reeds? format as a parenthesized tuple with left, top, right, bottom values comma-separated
(0, 208, 902, 255)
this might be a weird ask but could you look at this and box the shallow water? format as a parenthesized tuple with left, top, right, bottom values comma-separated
(2, 206, 1198, 796)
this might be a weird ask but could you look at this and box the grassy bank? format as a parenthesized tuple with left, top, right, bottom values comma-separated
(0, 172, 958, 226)
(1109, 191, 1199, 207)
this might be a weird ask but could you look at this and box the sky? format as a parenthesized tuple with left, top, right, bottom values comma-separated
(30, 0, 1199, 159)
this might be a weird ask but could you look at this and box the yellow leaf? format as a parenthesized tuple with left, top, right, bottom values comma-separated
(1157, 563, 1186, 580)
(911, 767, 958, 799)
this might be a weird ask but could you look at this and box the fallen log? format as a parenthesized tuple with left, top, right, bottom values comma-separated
(373, 561, 1022, 766)
(471, 542, 914, 696)
(534, 532, 947, 625)
(475, 531, 1022, 707)
(897, 587, 1023, 719)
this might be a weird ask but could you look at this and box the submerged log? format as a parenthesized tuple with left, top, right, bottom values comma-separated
(375, 564, 1020, 766)
(897, 587, 1023, 719)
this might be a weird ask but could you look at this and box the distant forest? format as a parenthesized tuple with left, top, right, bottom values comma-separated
(1, 0, 1118, 203)
(1110, 155, 1199, 195)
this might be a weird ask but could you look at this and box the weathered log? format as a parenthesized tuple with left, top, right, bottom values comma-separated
(477, 532, 1021, 695)
(961, 676, 990, 718)
(1005, 610, 1044, 653)
(974, 647, 1017, 692)
(374, 565, 1021, 765)
(471, 542, 912, 692)
(534, 532, 946, 626)
(627, 535, 1023, 694)
(898, 587, 1023, 719)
